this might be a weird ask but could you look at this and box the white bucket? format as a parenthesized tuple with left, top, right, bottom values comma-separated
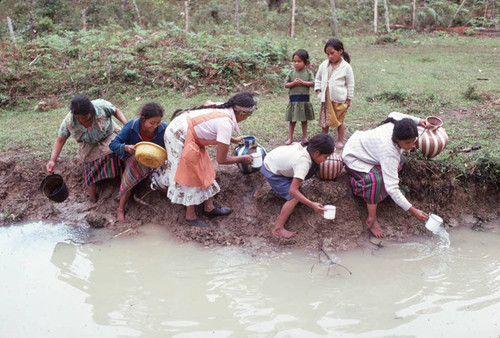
(324, 205, 336, 220)
(425, 213, 443, 233)
(251, 152, 262, 168)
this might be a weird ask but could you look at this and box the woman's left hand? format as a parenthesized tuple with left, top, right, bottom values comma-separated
(231, 136, 246, 144)
(418, 119, 427, 128)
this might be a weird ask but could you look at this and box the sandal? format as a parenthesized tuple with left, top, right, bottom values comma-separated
(185, 218, 209, 228)
(202, 207, 233, 218)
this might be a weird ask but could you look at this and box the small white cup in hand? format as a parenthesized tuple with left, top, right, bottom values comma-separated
(251, 152, 262, 168)
(324, 205, 336, 220)
(425, 213, 443, 233)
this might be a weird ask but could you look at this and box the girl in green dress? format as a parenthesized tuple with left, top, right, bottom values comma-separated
(284, 49, 315, 145)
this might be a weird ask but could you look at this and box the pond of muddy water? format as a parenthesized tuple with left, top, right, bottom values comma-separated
(1, 221, 499, 337)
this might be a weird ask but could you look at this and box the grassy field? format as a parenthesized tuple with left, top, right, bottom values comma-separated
(1, 32, 499, 178)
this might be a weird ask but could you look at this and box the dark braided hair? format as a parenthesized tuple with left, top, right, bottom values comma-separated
(302, 133, 335, 155)
(171, 91, 257, 121)
(380, 117, 418, 142)
(139, 102, 164, 120)
(324, 38, 350, 64)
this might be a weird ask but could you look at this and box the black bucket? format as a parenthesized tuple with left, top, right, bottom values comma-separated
(40, 174, 69, 203)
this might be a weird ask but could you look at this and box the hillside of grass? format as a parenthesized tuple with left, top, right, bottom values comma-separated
(0, 26, 499, 188)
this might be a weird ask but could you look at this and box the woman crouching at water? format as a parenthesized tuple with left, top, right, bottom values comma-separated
(261, 134, 335, 239)
(342, 112, 429, 237)
(152, 91, 256, 228)
(109, 102, 167, 221)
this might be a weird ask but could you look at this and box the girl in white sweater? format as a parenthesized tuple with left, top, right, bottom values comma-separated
(314, 38, 354, 148)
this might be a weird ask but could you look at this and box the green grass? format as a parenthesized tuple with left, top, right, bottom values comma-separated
(1, 32, 499, 173)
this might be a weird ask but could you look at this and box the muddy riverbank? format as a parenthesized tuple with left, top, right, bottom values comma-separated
(0, 151, 498, 252)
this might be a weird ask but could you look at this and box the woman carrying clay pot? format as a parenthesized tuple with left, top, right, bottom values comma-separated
(109, 102, 168, 221)
(342, 112, 429, 237)
(152, 91, 256, 228)
(46, 94, 127, 203)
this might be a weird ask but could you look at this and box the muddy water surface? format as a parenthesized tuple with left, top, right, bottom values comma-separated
(1, 221, 499, 337)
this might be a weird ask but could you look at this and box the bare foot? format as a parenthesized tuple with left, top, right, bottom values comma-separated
(116, 208, 125, 221)
(366, 218, 385, 237)
(336, 142, 344, 149)
(301, 137, 308, 144)
(272, 228, 297, 239)
(284, 139, 293, 145)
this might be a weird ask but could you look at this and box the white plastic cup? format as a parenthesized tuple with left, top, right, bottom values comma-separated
(251, 152, 262, 168)
(425, 213, 443, 233)
(324, 205, 336, 220)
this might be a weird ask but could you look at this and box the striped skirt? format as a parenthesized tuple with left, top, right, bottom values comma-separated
(83, 153, 121, 187)
(345, 157, 406, 204)
(118, 155, 152, 198)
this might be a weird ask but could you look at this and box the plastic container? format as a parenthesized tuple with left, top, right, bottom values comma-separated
(40, 174, 69, 203)
(425, 213, 443, 233)
(324, 205, 336, 220)
(251, 152, 262, 168)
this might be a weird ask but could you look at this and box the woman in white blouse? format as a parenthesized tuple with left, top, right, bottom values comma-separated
(342, 112, 429, 237)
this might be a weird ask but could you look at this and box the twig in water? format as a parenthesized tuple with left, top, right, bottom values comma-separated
(369, 238, 384, 248)
(65, 238, 102, 245)
(319, 246, 352, 275)
(113, 228, 133, 238)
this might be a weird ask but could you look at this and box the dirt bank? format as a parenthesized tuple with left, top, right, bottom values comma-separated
(0, 151, 498, 252)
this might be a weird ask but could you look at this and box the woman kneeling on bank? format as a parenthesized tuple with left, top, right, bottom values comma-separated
(109, 102, 167, 221)
(46, 95, 127, 202)
(342, 112, 429, 237)
(153, 91, 256, 228)
(261, 134, 335, 239)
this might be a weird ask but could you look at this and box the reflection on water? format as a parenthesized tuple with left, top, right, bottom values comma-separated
(0, 221, 499, 337)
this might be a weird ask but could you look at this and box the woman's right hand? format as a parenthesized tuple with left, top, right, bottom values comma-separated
(125, 145, 136, 155)
(241, 154, 253, 165)
(409, 207, 429, 222)
(311, 202, 325, 215)
(46, 160, 55, 174)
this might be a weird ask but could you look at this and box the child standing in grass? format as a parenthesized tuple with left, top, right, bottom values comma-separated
(284, 49, 315, 145)
(315, 38, 354, 148)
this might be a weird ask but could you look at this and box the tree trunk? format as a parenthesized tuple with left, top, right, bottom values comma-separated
(29, 11, 37, 39)
(6, 17, 17, 54)
(29, 0, 37, 39)
(132, 0, 143, 27)
(448, 0, 466, 28)
(411, 0, 416, 29)
(289, 0, 296, 37)
(121, 0, 127, 13)
(373, 0, 378, 33)
(184, 1, 189, 34)
(234, 0, 239, 32)
(329, 0, 339, 37)
(383, 0, 390, 33)
(483, 0, 489, 18)
(81, 8, 87, 31)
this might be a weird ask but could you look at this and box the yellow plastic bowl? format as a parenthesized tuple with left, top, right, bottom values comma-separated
(135, 142, 167, 168)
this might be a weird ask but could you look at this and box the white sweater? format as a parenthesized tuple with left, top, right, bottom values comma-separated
(342, 112, 421, 211)
(314, 58, 355, 103)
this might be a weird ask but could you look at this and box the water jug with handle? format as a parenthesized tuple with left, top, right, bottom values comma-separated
(415, 116, 449, 158)
(233, 136, 267, 174)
